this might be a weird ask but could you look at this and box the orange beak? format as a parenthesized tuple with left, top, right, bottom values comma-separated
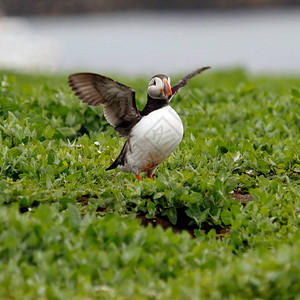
(163, 79, 172, 97)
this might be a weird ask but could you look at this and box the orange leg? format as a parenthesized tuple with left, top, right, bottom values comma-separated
(147, 174, 153, 181)
(136, 174, 142, 181)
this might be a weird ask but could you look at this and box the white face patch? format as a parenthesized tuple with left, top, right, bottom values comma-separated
(147, 77, 165, 99)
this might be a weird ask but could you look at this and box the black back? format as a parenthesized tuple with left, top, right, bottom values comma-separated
(140, 95, 169, 116)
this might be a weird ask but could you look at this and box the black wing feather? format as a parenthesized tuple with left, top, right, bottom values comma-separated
(171, 66, 211, 97)
(68, 73, 142, 138)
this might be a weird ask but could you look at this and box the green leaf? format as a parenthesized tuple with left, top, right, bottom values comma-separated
(161, 207, 177, 225)
(146, 201, 156, 218)
(153, 192, 165, 199)
(68, 204, 81, 231)
(185, 205, 202, 220)
(207, 228, 216, 238)
(231, 205, 241, 218)
(291, 88, 300, 98)
(47, 149, 56, 165)
(57, 127, 76, 137)
(221, 210, 231, 225)
(45, 126, 56, 139)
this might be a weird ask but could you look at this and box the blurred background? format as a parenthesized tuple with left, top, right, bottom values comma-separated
(1, 0, 300, 76)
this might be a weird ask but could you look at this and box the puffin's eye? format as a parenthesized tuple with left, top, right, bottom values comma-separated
(153, 80, 156, 86)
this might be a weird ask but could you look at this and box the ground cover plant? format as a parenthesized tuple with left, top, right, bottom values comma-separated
(0, 69, 299, 299)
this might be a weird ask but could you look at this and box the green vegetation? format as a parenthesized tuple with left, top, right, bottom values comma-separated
(0, 69, 300, 299)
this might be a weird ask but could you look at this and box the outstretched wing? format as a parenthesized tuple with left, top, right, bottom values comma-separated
(68, 73, 142, 138)
(171, 66, 211, 98)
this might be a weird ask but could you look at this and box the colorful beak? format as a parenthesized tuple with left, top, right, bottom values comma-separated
(164, 80, 172, 97)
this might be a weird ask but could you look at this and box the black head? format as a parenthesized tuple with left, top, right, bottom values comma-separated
(147, 74, 172, 100)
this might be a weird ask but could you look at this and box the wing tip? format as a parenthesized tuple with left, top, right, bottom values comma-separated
(197, 66, 211, 73)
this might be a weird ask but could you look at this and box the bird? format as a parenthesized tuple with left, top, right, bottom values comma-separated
(68, 66, 210, 181)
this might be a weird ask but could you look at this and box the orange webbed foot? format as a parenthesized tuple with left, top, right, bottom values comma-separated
(136, 174, 142, 181)
(147, 174, 153, 181)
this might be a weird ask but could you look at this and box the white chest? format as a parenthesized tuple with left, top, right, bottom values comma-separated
(120, 106, 184, 174)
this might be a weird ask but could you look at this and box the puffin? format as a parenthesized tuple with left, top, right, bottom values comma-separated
(68, 66, 210, 181)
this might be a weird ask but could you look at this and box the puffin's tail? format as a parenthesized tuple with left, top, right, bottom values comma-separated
(105, 140, 129, 171)
(106, 159, 118, 171)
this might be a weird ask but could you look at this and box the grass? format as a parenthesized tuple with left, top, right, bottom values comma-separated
(0, 69, 300, 299)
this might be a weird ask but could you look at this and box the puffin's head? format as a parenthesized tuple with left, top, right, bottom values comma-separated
(147, 74, 172, 100)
